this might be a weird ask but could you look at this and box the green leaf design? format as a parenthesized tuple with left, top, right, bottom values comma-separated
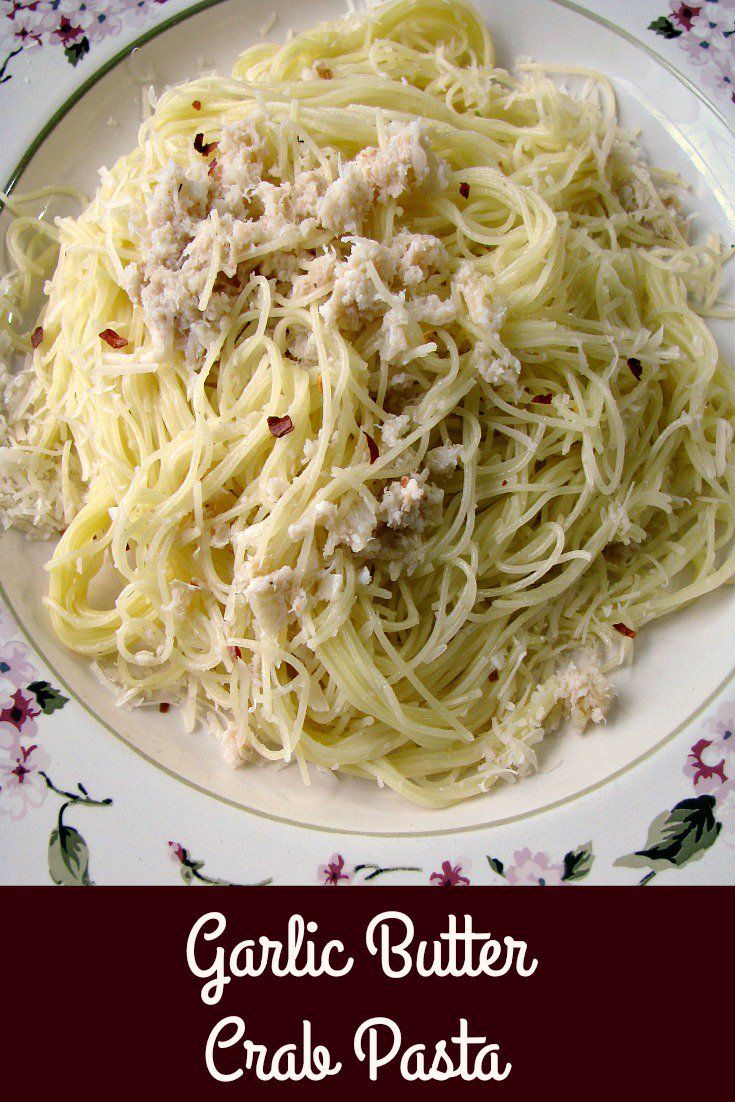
(615, 795, 721, 880)
(354, 863, 422, 881)
(175, 844, 271, 886)
(648, 17, 682, 39)
(48, 805, 92, 886)
(487, 857, 505, 878)
(28, 680, 69, 715)
(64, 38, 90, 67)
(0, 46, 22, 85)
(562, 843, 593, 882)
(637, 797, 721, 866)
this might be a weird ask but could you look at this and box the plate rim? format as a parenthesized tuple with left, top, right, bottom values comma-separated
(5, 0, 735, 200)
(2, 0, 735, 838)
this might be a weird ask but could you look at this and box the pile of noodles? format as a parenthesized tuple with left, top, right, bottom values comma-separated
(1, 0, 734, 806)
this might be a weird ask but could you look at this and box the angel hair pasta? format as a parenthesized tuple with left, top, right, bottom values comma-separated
(2, 0, 735, 806)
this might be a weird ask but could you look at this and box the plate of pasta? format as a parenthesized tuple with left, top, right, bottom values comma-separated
(2, 0, 735, 859)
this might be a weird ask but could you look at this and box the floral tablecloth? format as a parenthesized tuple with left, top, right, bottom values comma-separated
(1, 0, 735, 886)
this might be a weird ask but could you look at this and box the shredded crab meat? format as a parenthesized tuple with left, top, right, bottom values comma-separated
(124, 116, 453, 366)
(2, 0, 730, 811)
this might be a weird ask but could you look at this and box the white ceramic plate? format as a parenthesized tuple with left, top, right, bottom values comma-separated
(2, 0, 735, 884)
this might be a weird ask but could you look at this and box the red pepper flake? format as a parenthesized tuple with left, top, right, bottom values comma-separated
(99, 328, 128, 349)
(159, 703, 170, 713)
(531, 393, 553, 405)
(193, 132, 218, 157)
(31, 326, 44, 349)
(613, 622, 636, 639)
(215, 270, 240, 293)
(267, 414, 294, 439)
(459, 181, 470, 199)
(207, 158, 219, 177)
(627, 357, 643, 381)
(488, 669, 499, 683)
(228, 645, 242, 661)
(400, 476, 409, 487)
(315, 63, 333, 79)
(501, 479, 507, 486)
(364, 431, 379, 464)
(192, 99, 202, 110)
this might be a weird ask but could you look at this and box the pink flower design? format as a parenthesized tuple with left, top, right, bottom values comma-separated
(0, 723, 49, 820)
(85, 12, 124, 43)
(504, 848, 565, 886)
(0, 688, 40, 731)
(654, 0, 735, 105)
(684, 703, 735, 797)
(669, 4, 703, 32)
(4, 1, 40, 18)
(59, 0, 107, 11)
(678, 32, 713, 66)
(53, 0, 105, 20)
(317, 853, 353, 885)
(118, 0, 171, 27)
(5, 5, 45, 49)
(429, 860, 471, 886)
(49, 14, 85, 47)
(0, 0, 175, 84)
(52, 1, 124, 42)
(686, 738, 728, 791)
(702, 701, 735, 750)
(701, 55, 735, 100)
(0, 640, 36, 697)
(168, 841, 186, 863)
(698, 0, 735, 22)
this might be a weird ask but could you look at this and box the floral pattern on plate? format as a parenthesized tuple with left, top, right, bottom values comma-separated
(650, 2, 735, 102)
(0, 0, 173, 83)
(0, 630, 113, 883)
(3, 2, 735, 107)
(2, 2, 735, 885)
(317, 853, 423, 884)
(3, 573, 735, 886)
(487, 844, 593, 885)
(168, 840, 273, 885)
(308, 717, 735, 888)
(483, 715, 735, 887)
